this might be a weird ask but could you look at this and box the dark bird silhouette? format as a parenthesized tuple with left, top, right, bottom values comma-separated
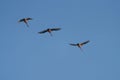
(18, 18, 32, 27)
(70, 40, 90, 51)
(38, 28, 61, 36)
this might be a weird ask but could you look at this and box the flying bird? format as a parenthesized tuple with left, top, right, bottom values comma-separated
(70, 40, 90, 51)
(38, 28, 61, 36)
(18, 18, 32, 27)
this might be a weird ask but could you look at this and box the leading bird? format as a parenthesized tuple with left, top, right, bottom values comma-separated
(70, 40, 90, 51)
(38, 28, 61, 36)
(18, 18, 32, 27)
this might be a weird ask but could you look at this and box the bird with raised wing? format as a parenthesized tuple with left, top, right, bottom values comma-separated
(18, 18, 32, 27)
(38, 28, 61, 36)
(70, 40, 90, 51)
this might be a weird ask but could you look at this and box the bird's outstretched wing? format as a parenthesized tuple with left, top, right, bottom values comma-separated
(51, 28, 61, 31)
(80, 40, 90, 45)
(69, 43, 77, 46)
(26, 18, 32, 20)
(38, 29, 48, 34)
(18, 18, 25, 22)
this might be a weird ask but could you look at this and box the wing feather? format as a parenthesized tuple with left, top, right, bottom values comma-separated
(80, 40, 90, 45)
(69, 43, 77, 46)
(18, 18, 25, 22)
(51, 28, 61, 31)
(26, 18, 32, 20)
(38, 29, 48, 34)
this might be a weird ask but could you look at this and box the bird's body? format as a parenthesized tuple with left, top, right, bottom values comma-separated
(38, 28, 61, 36)
(18, 18, 32, 27)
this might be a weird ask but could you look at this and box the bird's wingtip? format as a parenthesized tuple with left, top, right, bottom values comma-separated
(87, 40, 90, 42)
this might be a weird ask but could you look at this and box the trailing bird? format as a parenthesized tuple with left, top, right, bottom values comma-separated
(69, 40, 90, 51)
(38, 28, 61, 36)
(18, 18, 32, 27)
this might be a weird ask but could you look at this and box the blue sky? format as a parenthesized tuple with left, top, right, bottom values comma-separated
(0, 0, 120, 80)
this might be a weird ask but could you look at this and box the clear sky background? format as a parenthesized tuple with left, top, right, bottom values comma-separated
(0, 0, 120, 80)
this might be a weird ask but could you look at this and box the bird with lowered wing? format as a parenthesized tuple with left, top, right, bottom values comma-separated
(38, 28, 61, 36)
(70, 40, 90, 52)
(18, 18, 32, 27)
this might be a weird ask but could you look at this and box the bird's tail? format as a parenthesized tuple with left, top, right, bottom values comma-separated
(49, 32, 52, 36)
(25, 22, 29, 27)
(79, 47, 85, 53)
